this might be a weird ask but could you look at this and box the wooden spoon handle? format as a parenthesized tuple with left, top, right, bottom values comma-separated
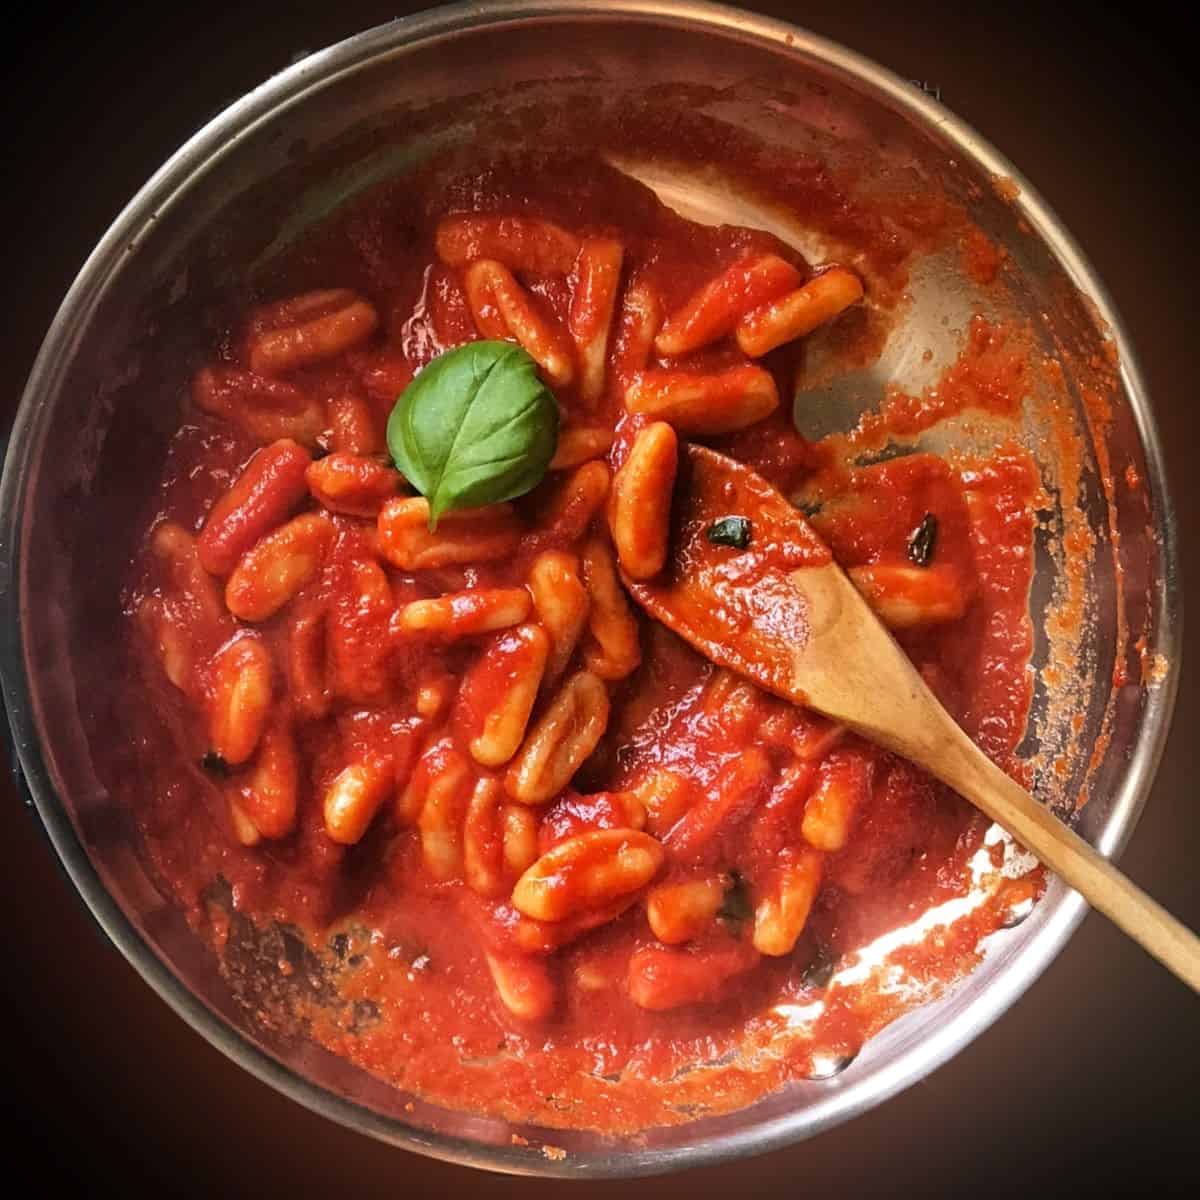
(935, 730, 1200, 992)
(629, 449, 1194, 991)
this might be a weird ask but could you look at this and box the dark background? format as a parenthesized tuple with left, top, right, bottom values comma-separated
(1, 3, 1195, 1195)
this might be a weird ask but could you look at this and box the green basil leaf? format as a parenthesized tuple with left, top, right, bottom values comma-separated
(386, 341, 559, 529)
(706, 515, 753, 549)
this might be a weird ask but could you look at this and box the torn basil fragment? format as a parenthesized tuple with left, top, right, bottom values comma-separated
(706, 515, 752, 549)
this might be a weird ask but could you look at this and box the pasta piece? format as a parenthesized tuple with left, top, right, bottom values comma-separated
(326, 558, 395, 705)
(456, 623, 550, 767)
(286, 601, 329, 720)
(395, 587, 531, 641)
(404, 737, 474, 877)
(654, 254, 801, 357)
(527, 550, 590, 683)
(417, 787, 468, 882)
(463, 259, 575, 386)
(435, 213, 582, 275)
(752, 848, 823, 956)
(511, 828, 664, 921)
(206, 635, 273, 765)
(248, 288, 358, 331)
(580, 535, 641, 680)
(236, 714, 300, 840)
(573, 962, 615, 993)
(247, 288, 379, 376)
(151, 522, 226, 632)
(227, 795, 262, 847)
(628, 769, 694, 839)
(536, 460, 611, 545)
(484, 950, 557, 1022)
(463, 777, 507, 897)
(698, 668, 763, 735)
(352, 348, 414, 405)
(306, 453, 402, 518)
(514, 894, 640, 955)
(323, 754, 394, 845)
(548, 426, 614, 471)
(568, 237, 624, 404)
(801, 749, 875, 852)
(396, 734, 470, 830)
(192, 366, 326, 446)
(745, 760, 817, 861)
(136, 598, 193, 691)
(612, 276, 664, 391)
(197, 439, 312, 576)
(414, 667, 456, 720)
(501, 803, 540, 877)
(699, 666, 753, 712)
(736, 266, 864, 357)
(645, 877, 725, 945)
(846, 563, 969, 629)
(462, 260, 509, 340)
(143, 527, 227, 691)
(608, 421, 678, 580)
(504, 670, 610, 805)
(536, 789, 646, 848)
(624, 364, 779, 434)
(377, 498, 522, 570)
(664, 748, 772, 863)
(793, 717, 847, 762)
(607, 791, 647, 831)
(627, 939, 760, 1011)
(225, 513, 335, 622)
(327, 391, 385, 456)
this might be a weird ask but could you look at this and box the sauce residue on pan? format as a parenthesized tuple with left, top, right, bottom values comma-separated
(100, 103, 1085, 1135)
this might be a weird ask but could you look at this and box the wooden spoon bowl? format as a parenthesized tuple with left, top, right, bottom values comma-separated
(626, 444, 1200, 991)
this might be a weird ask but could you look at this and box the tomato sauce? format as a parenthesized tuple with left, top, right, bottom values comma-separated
(111, 130, 1046, 1134)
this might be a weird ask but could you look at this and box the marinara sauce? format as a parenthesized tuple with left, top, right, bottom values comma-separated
(117, 132, 1043, 1132)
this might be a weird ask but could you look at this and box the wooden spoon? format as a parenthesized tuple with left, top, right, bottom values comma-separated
(624, 444, 1200, 991)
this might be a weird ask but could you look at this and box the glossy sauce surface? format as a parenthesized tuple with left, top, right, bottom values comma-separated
(115, 141, 1043, 1131)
